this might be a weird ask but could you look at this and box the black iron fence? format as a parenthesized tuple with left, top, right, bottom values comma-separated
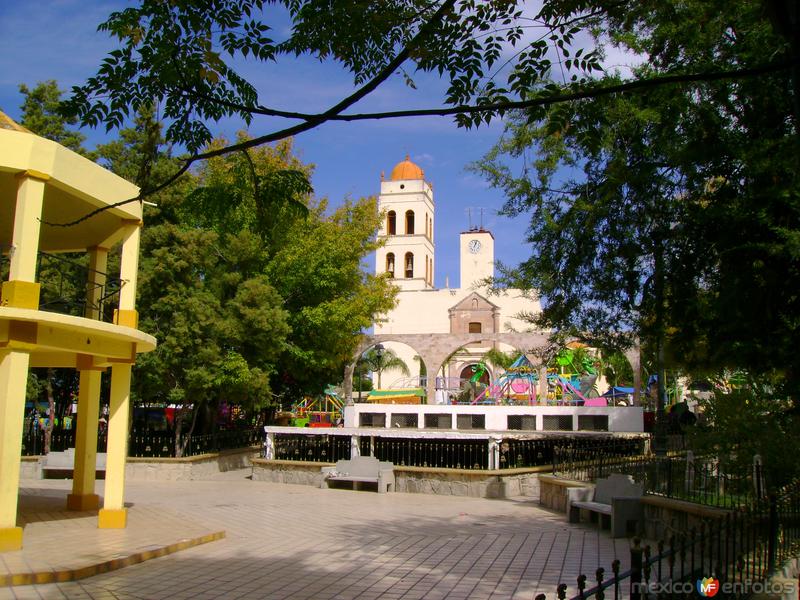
(22, 428, 260, 458)
(273, 434, 351, 463)
(362, 437, 490, 469)
(35, 250, 124, 323)
(265, 434, 648, 471)
(545, 479, 800, 599)
(554, 446, 764, 508)
(500, 437, 646, 470)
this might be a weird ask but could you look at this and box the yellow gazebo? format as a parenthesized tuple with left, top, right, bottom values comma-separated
(0, 111, 156, 551)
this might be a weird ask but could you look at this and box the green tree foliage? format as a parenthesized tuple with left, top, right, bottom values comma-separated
(59, 0, 623, 196)
(689, 383, 800, 487)
(19, 81, 93, 158)
(483, 348, 521, 371)
(132, 225, 291, 446)
(183, 138, 397, 398)
(62, 0, 795, 200)
(474, 0, 800, 401)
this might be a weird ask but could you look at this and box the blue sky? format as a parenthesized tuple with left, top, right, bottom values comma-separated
(0, 1, 540, 289)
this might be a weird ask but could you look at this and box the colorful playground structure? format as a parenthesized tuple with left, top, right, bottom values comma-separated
(276, 386, 344, 427)
(467, 355, 612, 406)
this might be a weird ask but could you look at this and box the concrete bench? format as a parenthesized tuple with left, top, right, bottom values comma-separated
(567, 473, 643, 538)
(321, 456, 395, 493)
(41, 449, 107, 479)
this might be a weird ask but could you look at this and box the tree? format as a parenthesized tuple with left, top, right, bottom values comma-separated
(132, 225, 291, 454)
(54, 0, 798, 210)
(183, 136, 398, 398)
(473, 0, 800, 404)
(360, 348, 410, 389)
(19, 81, 93, 158)
(483, 348, 521, 372)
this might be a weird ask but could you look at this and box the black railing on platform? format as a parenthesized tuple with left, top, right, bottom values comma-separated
(35, 250, 125, 323)
(554, 445, 764, 508)
(502, 436, 645, 470)
(266, 434, 647, 471)
(22, 428, 260, 458)
(273, 434, 351, 463)
(361, 437, 489, 469)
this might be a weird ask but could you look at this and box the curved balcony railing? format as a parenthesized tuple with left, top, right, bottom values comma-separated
(1, 247, 124, 324)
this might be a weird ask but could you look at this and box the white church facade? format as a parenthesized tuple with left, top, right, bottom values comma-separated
(372, 156, 540, 397)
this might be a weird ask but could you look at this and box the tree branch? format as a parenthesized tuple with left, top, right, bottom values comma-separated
(42, 56, 797, 228)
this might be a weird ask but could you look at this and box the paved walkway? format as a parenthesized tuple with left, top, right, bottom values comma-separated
(2, 471, 633, 599)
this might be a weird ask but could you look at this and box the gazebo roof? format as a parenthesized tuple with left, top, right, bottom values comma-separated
(0, 110, 141, 253)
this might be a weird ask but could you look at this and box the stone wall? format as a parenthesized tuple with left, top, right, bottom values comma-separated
(126, 447, 259, 481)
(538, 475, 591, 512)
(19, 457, 41, 479)
(21, 448, 259, 482)
(251, 459, 327, 487)
(640, 495, 729, 540)
(251, 459, 548, 499)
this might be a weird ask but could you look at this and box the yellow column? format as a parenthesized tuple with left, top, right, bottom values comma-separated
(0, 172, 46, 551)
(8, 173, 46, 281)
(99, 364, 131, 528)
(100, 222, 141, 527)
(85, 247, 108, 320)
(67, 245, 110, 511)
(0, 352, 30, 551)
(67, 368, 103, 510)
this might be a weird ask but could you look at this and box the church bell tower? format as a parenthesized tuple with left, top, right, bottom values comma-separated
(375, 155, 435, 290)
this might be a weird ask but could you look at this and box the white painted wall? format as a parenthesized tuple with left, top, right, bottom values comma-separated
(344, 404, 644, 433)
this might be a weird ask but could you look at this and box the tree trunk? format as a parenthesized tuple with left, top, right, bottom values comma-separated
(174, 405, 199, 458)
(44, 368, 55, 455)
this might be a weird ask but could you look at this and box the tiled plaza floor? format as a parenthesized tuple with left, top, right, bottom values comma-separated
(1, 471, 632, 599)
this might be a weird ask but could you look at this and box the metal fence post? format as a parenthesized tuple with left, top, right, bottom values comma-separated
(489, 437, 500, 470)
(753, 454, 764, 501)
(685, 451, 695, 497)
(768, 493, 778, 574)
(630, 538, 643, 600)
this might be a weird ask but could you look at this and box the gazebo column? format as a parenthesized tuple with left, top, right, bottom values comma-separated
(100, 221, 140, 528)
(0, 352, 32, 551)
(99, 364, 132, 528)
(67, 245, 109, 511)
(67, 366, 103, 510)
(0, 171, 46, 550)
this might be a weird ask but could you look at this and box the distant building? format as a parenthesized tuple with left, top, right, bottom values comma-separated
(373, 156, 540, 399)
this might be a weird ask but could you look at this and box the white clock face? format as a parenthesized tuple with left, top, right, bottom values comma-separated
(468, 239, 482, 254)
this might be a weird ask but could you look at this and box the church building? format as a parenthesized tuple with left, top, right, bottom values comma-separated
(373, 156, 540, 399)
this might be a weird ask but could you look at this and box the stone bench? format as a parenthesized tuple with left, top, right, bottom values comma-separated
(41, 449, 107, 478)
(567, 473, 643, 538)
(321, 456, 395, 493)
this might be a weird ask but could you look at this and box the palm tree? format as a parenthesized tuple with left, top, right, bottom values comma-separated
(361, 345, 410, 389)
(483, 348, 521, 372)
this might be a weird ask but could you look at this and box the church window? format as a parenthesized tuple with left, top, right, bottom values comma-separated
(405, 210, 415, 234)
(386, 253, 395, 278)
(387, 211, 396, 235)
(404, 252, 414, 278)
(469, 322, 482, 333)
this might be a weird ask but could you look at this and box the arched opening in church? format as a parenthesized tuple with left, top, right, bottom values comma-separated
(387, 210, 396, 235)
(459, 363, 491, 386)
(404, 252, 414, 278)
(386, 253, 395, 278)
(405, 210, 415, 234)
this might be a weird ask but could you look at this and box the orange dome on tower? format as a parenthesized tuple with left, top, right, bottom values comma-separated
(390, 155, 424, 181)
